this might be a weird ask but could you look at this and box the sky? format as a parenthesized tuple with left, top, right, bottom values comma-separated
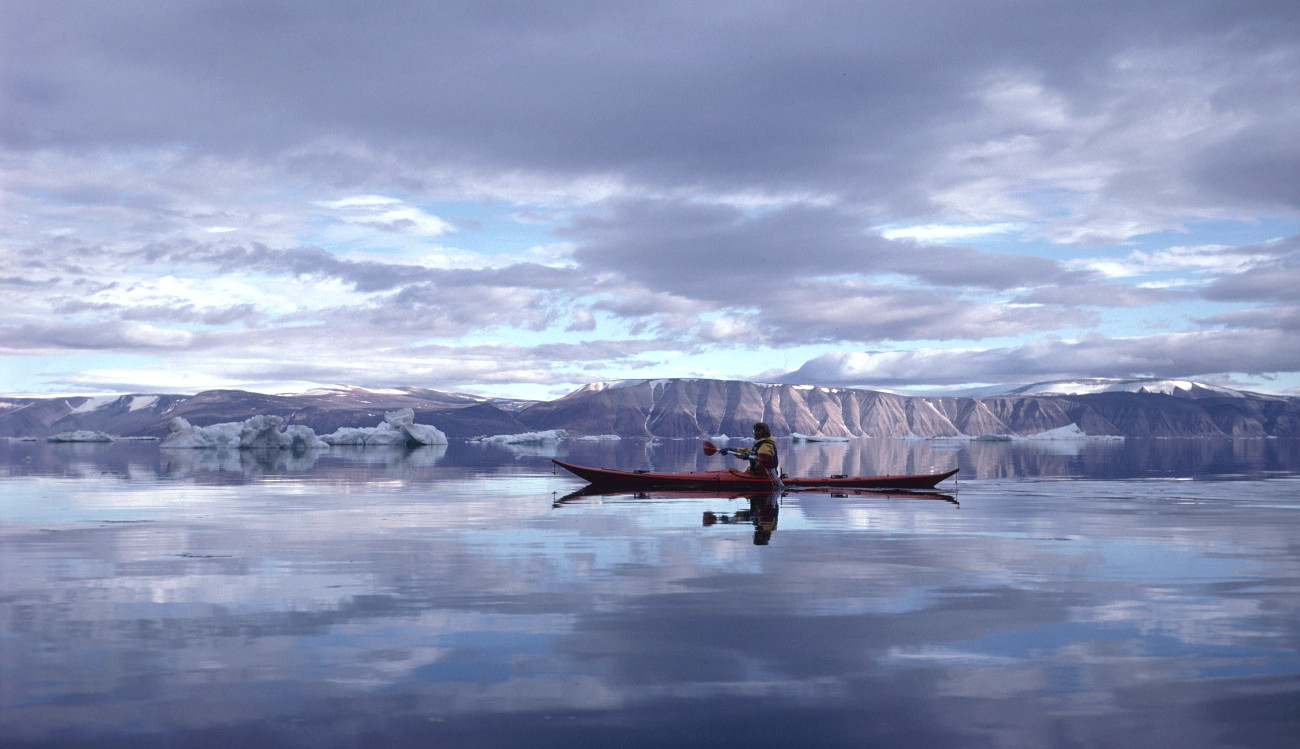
(3, 0, 1300, 401)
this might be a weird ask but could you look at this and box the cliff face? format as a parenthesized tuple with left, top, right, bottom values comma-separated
(517, 379, 1300, 439)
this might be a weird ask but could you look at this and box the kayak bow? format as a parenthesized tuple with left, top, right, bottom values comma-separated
(552, 459, 958, 491)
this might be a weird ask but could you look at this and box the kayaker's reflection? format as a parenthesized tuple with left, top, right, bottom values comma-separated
(703, 490, 781, 545)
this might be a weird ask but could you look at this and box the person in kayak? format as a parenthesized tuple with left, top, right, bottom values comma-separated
(719, 422, 783, 487)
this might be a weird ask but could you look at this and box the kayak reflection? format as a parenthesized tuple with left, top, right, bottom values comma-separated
(703, 490, 782, 545)
(553, 486, 959, 545)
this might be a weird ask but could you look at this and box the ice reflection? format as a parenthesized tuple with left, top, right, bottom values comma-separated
(1, 440, 1298, 747)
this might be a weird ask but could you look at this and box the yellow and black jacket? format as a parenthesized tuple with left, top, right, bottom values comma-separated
(732, 437, 778, 474)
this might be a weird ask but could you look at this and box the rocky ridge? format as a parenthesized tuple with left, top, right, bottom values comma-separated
(2, 378, 1298, 440)
(514, 379, 1300, 439)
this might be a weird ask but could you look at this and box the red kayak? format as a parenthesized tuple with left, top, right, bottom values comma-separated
(552, 459, 958, 491)
(553, 485, 959, 506)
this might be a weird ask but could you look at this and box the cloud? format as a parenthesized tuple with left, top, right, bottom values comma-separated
(777, 331, 1300, 388)
(315, 195, 456, 236)
(6, 2, 1297, 229)
(1068, 243, 1275, 280)
(1202, 235, 1300, 303)
(879, 223, 1025, 243)
(3, 1, 1300, 395)
(565, 198, 1080, 297)
(0, 320, 195, 353)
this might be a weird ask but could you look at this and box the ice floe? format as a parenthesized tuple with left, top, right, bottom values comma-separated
(160, 409, 446, 450)
(792, 433, 852, 442)
(973, 423, 1123, 441)
(46, 430, 114, 443)
(319, 408, 448, 446)
(159, 410, 447, 449)
(469, 429, 568, 444)
(161, 415, 329, 450)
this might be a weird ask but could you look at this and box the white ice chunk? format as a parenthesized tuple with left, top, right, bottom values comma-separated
(469, 429, 568, 444)
(319, 408, 448, 446)
(160, 415, 329, 450)
(160, 417, 243, 448)
(1016, 423, 1123, 440)
(791, 433, 851, 442)
(46, 430, 114, 442)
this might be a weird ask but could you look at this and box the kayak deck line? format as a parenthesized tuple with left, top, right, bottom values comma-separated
(551, 459, 958, 491)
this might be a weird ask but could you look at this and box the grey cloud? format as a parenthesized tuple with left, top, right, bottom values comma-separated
(140, 242, 588, 295)
(1013, 283, 1189, 308)
(5, 1, 1297, 222)
(530, 339, 676, 363)
(566, 199, 1079, 302)
(1203, 235, 1300, 303)
(0, 320, 195, 351)
(52, 299, 266, 328)
(760, 282, 1095, 346)
(1199, 305, 1300, 332)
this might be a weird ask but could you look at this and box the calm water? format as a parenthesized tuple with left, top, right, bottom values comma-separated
(2, 438, 1298, 748)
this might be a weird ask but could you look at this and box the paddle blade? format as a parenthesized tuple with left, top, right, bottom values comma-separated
(702, 441, 717, 456)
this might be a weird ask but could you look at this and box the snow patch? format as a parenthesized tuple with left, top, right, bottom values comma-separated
(69, 395, 120, 414)
(129, 395, 159, 411)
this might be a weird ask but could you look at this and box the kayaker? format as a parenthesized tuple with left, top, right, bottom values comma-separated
(720, 422, 783, 487)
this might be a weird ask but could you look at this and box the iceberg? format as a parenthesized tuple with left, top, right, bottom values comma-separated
(161, 415, 329, 450)
(971, 424, 1123, 441)
(320, 408, 448, 446)
(469, 429, 568, 444)
(1016, 424, 1123, 441)
(791, 433, 851, 442)
(46, 430, 114, 443)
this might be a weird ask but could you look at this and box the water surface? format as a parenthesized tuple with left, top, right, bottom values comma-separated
(2, 438, 1298, 747)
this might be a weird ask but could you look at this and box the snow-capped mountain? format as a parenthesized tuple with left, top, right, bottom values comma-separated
(515, 378, 1299, 439)
(3, 377, 1297, 440)
(0, 387, 533, 440)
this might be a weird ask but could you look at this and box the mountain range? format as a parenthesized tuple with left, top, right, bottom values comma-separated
(3, 378, 1298, 441)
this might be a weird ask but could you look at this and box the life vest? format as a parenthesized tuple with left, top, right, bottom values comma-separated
(750, 436, 778, 471)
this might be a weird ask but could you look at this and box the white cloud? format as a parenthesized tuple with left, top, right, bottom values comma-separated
(878, 223, 1025, 243)
(119, 324, 194, 348)
(1069, 244, 1268, 279)
(318, 195, 404, 209)
(316, 195, 456, 236)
